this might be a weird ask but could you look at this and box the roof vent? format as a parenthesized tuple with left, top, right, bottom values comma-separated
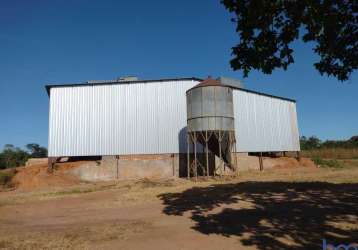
(87, 80, 116, 84)
(86, 76, 139, 84)
(116, 76, 138, 82)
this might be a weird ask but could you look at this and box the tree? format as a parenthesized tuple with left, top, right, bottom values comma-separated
(0, 146, 29, 169)
(300, 136, 322, 150)
(349, 135, 358, 143)
(26, 143, 48, 158)
(221, 0, 357, 81)
(4, 144, 14, 150)
(0, 143, 48, 169)
(348, 135, 358, 147)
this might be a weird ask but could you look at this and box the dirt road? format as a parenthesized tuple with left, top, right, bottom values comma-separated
(1, 165, 358, 250)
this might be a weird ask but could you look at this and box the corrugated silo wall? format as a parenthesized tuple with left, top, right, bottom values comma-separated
(233, 89, 300, 152)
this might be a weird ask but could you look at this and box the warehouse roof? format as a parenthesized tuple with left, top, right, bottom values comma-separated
(45, 76, 296, 102)
(45, 77, 202, 96)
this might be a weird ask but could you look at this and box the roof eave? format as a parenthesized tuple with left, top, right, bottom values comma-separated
(44, 77, 296, 103)
(45, 77, 203, 97)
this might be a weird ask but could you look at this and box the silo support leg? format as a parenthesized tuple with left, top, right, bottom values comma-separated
(259, 152, 263, 171)
(232, 132, 239, 176)
(219, 131, 223, 177)
(205, 131, 209, 177)
(194, 132, 198, 181)
(187, 134, 190, 179)
(115, 155, 119, 179)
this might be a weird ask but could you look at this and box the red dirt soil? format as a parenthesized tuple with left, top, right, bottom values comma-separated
(11, 162, 87, 191)
(271, 157, 316, 169)
(6, 157, 316, 192)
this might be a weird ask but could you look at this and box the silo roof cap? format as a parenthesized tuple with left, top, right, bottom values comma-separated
(196, 76, 220, 86)
(187, 77, 230, 92)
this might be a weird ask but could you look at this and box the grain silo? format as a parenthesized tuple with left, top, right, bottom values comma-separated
(186, 77, 238, 179)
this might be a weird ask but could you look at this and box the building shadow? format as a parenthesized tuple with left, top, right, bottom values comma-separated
(178, 127, 216, 177)
(67, 156, 102, 162)
(158, 181, 358, 250)
(178, 127, 188, 177)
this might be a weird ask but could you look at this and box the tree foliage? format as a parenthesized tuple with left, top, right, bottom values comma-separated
(26, 143, 48, 158)
(221, 0, 357, 81)
(300, 135, 358, 150)
(0, 143, 47, 169)
(0, 147, 29, 169)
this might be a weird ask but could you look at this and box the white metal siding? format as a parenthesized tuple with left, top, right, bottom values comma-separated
(48, 81, 300, 157)
(48, 80, 198, 157)
(233, 90, 300, 152)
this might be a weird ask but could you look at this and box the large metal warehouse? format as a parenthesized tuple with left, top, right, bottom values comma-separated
(46, 76, 300, 179)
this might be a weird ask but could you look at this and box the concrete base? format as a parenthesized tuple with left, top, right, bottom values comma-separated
(108, 155, 176, 180)
(68, 161, 104, 181)
(26, 158, 48, 167)
(234, 153, 301, 172)
(69, 154, 180, 181)
(63, 153, 301, 181)
(213, 153, 299, 175)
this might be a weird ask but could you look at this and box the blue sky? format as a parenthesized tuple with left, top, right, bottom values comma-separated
(0, 0, 357, 149)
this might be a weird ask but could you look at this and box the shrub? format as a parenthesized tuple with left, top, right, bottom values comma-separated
(312, 157, 342, 168)
(0, 169, 17, 187)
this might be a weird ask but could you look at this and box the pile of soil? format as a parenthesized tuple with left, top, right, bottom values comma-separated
(271, 157, 316, 169)
(299, 158, 317, 168)
(11, 162, 84, 191)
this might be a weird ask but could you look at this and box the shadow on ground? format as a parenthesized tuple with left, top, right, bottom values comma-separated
(158, 182, 358, 250)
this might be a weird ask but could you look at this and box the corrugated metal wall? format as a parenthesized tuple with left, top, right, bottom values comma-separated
(48, 80, 300, 157)
(233, 90, 300, 152)
(48, 80, 197, 157)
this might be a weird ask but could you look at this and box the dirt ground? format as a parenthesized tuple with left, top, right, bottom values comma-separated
(0, 160, 358, 250)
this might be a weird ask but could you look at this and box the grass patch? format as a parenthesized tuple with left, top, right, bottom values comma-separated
(302, 148, 358, 159)
(135, 178, 175, 188)
(49, 188, 95, 196)
(312, 157, 342, 168)
(338, 159, 358, 168)
(44, 183, 124, 197)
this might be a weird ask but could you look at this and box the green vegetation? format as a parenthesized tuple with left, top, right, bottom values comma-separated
(0, 169, 17, 187)
(312, 157, 342, 168)
(221, 0, 356, 81)
(300, 136, 358, 160)
(300, 136, 358, 150)
(25, 143, 48, 158)
(0, 143, 47, 169)
(0, 144, 29, 169)
(301, 148, 358, 159)
(305, 136, 358, 168)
